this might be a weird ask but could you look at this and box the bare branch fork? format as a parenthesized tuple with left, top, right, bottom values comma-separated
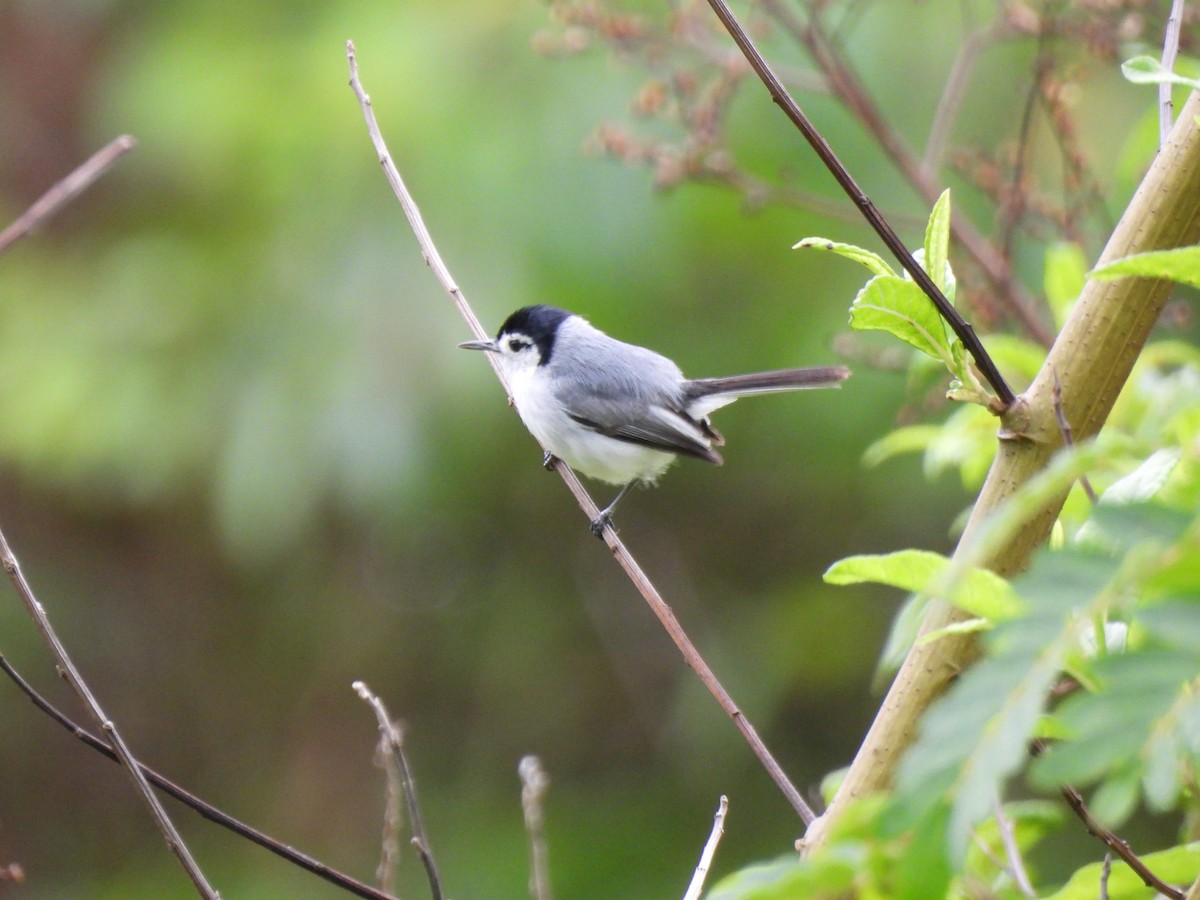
(699, 0, 1016, 409)
(0, 656, 399, 900)
(354, 682, 444, 900)
(0, 139, 218, 900)
(345, 40, 816, 826)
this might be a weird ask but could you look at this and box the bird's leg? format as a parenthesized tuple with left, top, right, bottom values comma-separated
(542, 451, 558, 471)
(590, 481, 636, 538)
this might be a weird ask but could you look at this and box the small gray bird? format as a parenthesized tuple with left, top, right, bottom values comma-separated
(460, 305, 849, 535)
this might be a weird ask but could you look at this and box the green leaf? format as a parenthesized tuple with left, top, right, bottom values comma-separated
(1089, 245, 1200, 289)
(923, 189, 952, 295)
(825, 549, 1023, 620)
(1045, 842, 1200, 900)
(861, 425, 941, 467)
(849, 274, 953, 363)
(1100, 448, 1181, 505)
(793, 237, 895, 277)
(1043, 242, 1088, 330)
(1121, 55, 1200, 90)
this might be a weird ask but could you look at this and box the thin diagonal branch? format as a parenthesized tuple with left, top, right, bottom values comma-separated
(700, 0, 1016, 409)
(0, 655, 398, 900)
(1160, 0, 1186, 146)
(354, 681, 443, 900)
(0, 135, 136, 255)
(683, 795, 728, 900)
(1060, 783, 1184, 899)
(346, 39, 815, 826)
(756, 0, 1053, 351)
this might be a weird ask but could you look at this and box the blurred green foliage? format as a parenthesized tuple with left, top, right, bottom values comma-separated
(0, 0, 1193, 897)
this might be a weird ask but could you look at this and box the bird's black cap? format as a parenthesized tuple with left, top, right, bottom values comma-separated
(497, 305, 572, 365)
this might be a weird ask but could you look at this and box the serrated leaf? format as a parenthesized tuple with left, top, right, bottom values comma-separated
(923, 189, 952, 295)
(793, 237, 895, 277)
(1121, 55, 1200, 90)
(824, 549, 1022, 620)
(1043, 242, 1088, 330)
(1090, 246, 1200, 289)
(849, 274, 953, 363)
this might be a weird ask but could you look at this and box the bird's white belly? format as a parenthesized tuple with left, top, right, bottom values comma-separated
(509, 369, 676, 486)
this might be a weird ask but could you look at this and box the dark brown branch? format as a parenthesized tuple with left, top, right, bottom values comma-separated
(0, 655, 399, 900)
(346, 40, 816, 826)
(1060, 784, 1184, 899)
(700, 0, 1016, 409)
(756, 0, 1054, 351)
(0, 136, 136, 255)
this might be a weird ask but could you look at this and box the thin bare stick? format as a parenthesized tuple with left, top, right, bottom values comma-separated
(0, 136, 136, 255)
(923, 18, 996, 177)
(0, 534, 217, 896)
(991, 795, 1036, 898)
(353, 681, 443, 900)
(1100, 853, 1112, 900)
(1160, 0, 1186, 146)
(519, 756, 552, 900)
(700, 0, 1015, 407)
(373, 723, 405, 894)
(346, 40, 815, 826)
(683, 795, 728, 900)
(1051, 370, 1098, 504)
(0, 656, 399, 900)
(1059, 781, 1184, 899)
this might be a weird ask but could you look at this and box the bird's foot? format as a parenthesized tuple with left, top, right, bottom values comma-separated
(589, 512, 614, 539)
(542, 451, 558, 471)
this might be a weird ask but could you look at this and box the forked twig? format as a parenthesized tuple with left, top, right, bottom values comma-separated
(703, 0, 1021, 406)
(1059, 783, 1184, 899)
(0, 135, 136, 255)
(0, 655, 398, 900)
(519, 756, 552, 900)
(683, 795, 728, 900)
(345, 40, 815, 826)
(354, 681, 443, 900)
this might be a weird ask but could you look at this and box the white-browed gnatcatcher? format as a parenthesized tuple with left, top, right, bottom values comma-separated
(460, 305, 849, 535)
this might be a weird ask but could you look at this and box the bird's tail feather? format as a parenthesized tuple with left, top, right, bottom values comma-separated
(684, 365, 850, 400)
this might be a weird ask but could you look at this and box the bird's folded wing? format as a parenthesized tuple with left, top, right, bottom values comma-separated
(566, 402, 722, 465)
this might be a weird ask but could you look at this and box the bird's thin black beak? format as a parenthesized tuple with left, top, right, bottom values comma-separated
(457, 339, 495, 352)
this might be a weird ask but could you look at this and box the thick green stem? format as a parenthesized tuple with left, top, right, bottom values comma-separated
(805, 90, 1200, 850)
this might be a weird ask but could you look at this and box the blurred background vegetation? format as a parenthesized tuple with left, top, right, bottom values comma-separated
(0, 0, 1189, 896)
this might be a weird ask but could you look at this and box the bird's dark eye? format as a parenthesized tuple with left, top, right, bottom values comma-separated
(508, 338, 530, 352)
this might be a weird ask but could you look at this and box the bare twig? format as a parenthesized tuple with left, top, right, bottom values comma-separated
(353, 681, 443, 900)
(1160, 0, 1186, 146)
(0, 527, 216, 896)
(698, 0, 1017, 408)
(991, 795, 1036, 898)
(0, 655, 398, 900)
(346, 39, 816, 826)
(1100, 853, 1112, 900)
(683, 796, 728, 900)
(1051, 370, 1098, 503)
(924, 22, 997, 177)
(0, 135, 136, 255)
(373, 721, 406, 894)
(1059, 782, 1184, 899)
(519, 756, 552, 900)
